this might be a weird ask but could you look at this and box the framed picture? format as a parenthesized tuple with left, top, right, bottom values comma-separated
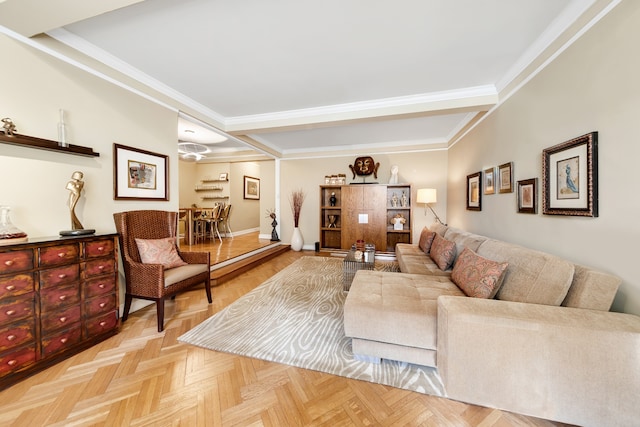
(542, 132, 598, 217)
(517, 178, 538, 214)
(484, 167, 496, 195)
(113, 143, 168, 200)
(243, 175, 260, 200)
(498, 162, 514, 193)
(219, 172, 228, 181)
(466, 171, 482, 211)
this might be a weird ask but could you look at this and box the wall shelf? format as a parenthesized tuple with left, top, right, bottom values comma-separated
(0, 133, 99, 157)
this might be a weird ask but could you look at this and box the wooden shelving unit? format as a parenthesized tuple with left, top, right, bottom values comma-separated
(319, 184, 412, 252)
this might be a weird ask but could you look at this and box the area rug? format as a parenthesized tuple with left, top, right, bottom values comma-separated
(178, 256, 444, 396)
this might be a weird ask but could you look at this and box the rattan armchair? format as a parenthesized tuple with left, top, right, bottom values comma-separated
(113, 210, 212, 332)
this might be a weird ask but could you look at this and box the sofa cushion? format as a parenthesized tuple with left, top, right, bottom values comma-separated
(477, 239, 574, 306)
(430, 234, 456, 270)
(562, 264, 621, 311)
(443, 228, 487, 263)
(396, 243, 452, 276)
(344, 270, 464, 351)
(451, 247, 508, 298)
(418, 227, 436, 253)
(135, 237, 188, 269)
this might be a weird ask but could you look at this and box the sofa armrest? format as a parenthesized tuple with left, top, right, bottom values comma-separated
(437, 296, 640, 427)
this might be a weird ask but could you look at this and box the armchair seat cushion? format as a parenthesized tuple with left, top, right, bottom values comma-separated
(164, 263, 209, 287)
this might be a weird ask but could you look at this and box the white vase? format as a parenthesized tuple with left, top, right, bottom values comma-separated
(291, 227, 304, 251)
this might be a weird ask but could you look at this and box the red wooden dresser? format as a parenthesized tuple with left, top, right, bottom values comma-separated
(0, 233, 119, 390)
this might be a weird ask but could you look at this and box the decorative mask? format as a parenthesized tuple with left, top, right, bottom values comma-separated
(349, 156, 380, 179)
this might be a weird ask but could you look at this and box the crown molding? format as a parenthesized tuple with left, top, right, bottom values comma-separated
(225, 86, 498, 134)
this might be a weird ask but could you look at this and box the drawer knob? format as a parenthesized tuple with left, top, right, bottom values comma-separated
(7, 334, 16, 341)
(98, 265, 105, 270)
(97, 246, 104, 251)
(6, 285, 15, 291)
(4, 260, 13, 266)
(59, 295, 67, 301)
(60, 338, 68, 344)
(6, 310, 16, 316)
(99, 283, 105, 289)
(99, 302, 106, 308)
(7, 359, 17, 366)
(58, 274, 67, 279)
(57, 252, 65, 258)
(59, 317, 67, 323)
(99, 321, 107, 326)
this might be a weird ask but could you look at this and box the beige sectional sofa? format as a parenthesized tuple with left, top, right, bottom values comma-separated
(343, 223, 640, 427)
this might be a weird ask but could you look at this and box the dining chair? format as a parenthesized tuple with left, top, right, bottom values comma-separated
(113, 210, 212, 332)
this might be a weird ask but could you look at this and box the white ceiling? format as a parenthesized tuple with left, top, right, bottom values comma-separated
(0, 0, 619, 162)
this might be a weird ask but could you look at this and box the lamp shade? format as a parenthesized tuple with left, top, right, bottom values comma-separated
(417, 188, 437, 204)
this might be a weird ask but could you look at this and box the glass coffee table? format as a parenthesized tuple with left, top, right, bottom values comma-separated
(343, 248, 375, 291)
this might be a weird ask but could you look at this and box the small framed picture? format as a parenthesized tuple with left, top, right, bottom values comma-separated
(498, 162, 514, 193)
(113, 143, 168, 201)
(542, 132, 598, 217)
(219, 172, 228, 181)
(243, 175, 260, 200)
(517, 178, 538, 214)
(466, 171, 482, 211)
(484, 167, 496, 195)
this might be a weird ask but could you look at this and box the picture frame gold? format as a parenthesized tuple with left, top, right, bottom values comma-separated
(498, 162, 514, 193)
(542, 132, 598, 217)
(484, 167, 496, 195)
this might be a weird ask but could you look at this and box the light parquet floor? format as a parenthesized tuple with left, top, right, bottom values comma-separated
(0, 235, 572, 426)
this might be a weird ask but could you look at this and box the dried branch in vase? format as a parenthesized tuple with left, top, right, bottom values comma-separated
(289, 189, 306, 227)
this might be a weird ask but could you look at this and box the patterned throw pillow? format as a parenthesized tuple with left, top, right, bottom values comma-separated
(418, 227, 436, 254)
(452, 247, 509, 298)
(135, 237, 188, 269)
(429, 234, 457, 270)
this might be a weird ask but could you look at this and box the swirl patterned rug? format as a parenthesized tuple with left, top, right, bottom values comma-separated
(178, 256, 444, 396)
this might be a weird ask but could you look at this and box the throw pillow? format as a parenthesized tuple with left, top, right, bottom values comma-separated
(418, 226, 436, 254)
(429, 234, 456, 270)
(135, 237, 188, 269)
(452, 247, 509, 299)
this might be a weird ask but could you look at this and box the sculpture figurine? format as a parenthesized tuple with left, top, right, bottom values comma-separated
(329, 192, 337, 206)
(388, 165, 399, 184)
(349, 156, 380, 181)
(1, 117, 17, 136)
(267, 209, 280, 241)
(60, 171, 95, 236)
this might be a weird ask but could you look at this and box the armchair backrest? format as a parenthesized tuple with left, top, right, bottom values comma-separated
(113, 210, 179, 263)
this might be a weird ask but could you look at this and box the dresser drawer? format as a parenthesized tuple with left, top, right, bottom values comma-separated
(40, 285, 80, 313)
(0, 321, 35, 352)
(85, 276, 116, 299)
(40, 264, 80, 289)
(0, 294, 34, 325)
(0, 250, 33, 274)
(85, 311, 118, 336)
(85, 294, 116, 318)
(39, 244, 79, 267)
(85, 239, 115, 258)
(0, 345, 36, 376)
(41, 305, 82, 334)
(41, 326, 82, 357)
(84, 258, 115, 278)
(0, 273, 34, 299)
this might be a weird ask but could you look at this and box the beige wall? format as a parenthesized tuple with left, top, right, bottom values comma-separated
(448, 0, 639, 315)
(279, 151, 448, 250)
(179, 160, 275, 234)
(0, 33, 179, 236)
